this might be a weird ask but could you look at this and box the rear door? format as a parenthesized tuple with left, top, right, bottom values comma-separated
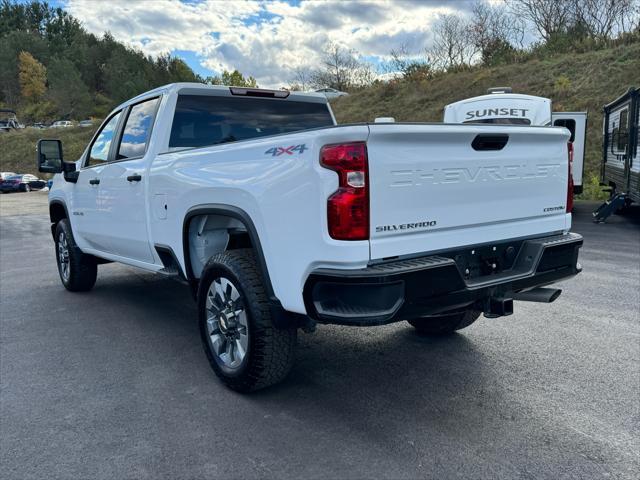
(98, 97, 160, 263)
(552, 112, 587, 194)
(366, 124, 570, 260)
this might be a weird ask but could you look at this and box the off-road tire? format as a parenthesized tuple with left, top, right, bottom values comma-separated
(407, 309, 481, 336)
(55, 219, 97, 292)
(198, 249, 297, 392)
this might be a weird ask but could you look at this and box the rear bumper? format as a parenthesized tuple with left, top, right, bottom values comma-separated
(303, 233, 583, 326)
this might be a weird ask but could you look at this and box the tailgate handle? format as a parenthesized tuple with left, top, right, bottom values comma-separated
(472, 134, 509, 151)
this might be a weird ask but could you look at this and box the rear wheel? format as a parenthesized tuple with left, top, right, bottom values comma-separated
(407, 309, 481, 336)
(198, 249, 296, 392)
(23, 184, 31, 192)
(55, 219, 97, 292)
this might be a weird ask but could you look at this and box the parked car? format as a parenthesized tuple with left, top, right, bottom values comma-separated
(0, 174, 46, 193)
(315, 87, 349, 99)
(50, 120, 73, 128)
(0, 172, 17, 181)
(78, 119, 94, 127)
(0, 109, 24, 131)
(39, 82, 582, 392)
(30, 122, 47, 129)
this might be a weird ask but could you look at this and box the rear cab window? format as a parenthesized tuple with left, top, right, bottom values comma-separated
(169, 95, 334, 149)
(117, 97, 160, 160)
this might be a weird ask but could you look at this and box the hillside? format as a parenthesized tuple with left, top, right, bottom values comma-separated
(331, 42, 640, 199)
(1, 43, 638, 199)
(0, 126, 94, 176)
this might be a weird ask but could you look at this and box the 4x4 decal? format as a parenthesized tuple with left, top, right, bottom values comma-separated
(265, 144, 308, 156)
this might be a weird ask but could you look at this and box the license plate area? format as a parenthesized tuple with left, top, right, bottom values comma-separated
(445, 241, 525, 281)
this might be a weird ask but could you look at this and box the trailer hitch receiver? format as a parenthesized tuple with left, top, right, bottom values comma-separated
(483, 296, 513, 318)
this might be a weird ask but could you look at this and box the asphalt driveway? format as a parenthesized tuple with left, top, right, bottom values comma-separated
(1, 192, 638, 479)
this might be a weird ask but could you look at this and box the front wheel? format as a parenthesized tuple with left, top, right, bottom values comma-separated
(407, 309, 481, 336)
(198, 249, 297, 392)
(23, 184, 31, 192)
(55, 219, 97, 292)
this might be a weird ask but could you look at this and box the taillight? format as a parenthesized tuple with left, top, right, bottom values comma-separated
(320, 142, 369, 240)
(566, 141, 574, 213)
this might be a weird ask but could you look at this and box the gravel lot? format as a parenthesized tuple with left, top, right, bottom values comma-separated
(1, 191, 639, 479)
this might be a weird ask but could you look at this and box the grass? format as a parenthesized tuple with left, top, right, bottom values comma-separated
(0, 126, 95, 178)
(331, 43, 640, 200)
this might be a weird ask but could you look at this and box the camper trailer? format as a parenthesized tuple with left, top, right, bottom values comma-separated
(444, 88, 587, 194)
(602, 88, 639, 200)
(593, 87, 639, 221)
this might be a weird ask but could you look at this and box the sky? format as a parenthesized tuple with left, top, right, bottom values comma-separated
(49, 0, 485, 88)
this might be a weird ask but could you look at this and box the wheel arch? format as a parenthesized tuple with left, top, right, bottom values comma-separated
(182, 204, 276, 301)
(49, 200, 69, 239)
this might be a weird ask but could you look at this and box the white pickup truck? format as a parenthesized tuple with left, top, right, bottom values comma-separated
(38, 83, 582, 392)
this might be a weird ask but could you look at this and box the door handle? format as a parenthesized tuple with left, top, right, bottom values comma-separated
(89, 178, 100, 185)
(127, 174, 142, 182)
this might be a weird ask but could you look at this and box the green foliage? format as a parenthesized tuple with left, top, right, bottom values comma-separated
(577, 174, 609, 202)
(207, 69, 258, 87)
(481, 38, 520, 66)
(47, 56, 92, 118)
(553, 75, 571, 97)
(0, 1, 202, 121)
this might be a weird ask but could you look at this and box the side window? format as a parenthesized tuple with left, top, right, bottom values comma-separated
(553, 118, 576, 142)
(117, 97, 159, 160)
(87, 112, 122, 167)
(617, 108, 629, 152)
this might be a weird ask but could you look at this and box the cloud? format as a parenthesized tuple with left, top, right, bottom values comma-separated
(63, 0, 472, 88)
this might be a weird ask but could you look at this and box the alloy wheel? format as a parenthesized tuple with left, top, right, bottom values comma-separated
(58, 231, 70, 281)
(205, 276, 249, 370)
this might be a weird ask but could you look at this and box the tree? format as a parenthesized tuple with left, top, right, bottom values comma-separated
(291, 66, 313, 91)
(18, 51, 46, 101)
(428, 14, 477, 70)
(312, 42, 360, 90)
(307, 42, 375, 91)
(206, 70, 258, 87)
(572, 0, 634, 41)
(388, 45, 432, 81)
(47, 57, 91, 118)
(509, 0, 574, 42)
(469, 1, 524, 65)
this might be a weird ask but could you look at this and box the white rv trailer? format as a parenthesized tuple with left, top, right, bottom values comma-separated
(444, 88, 587, 194)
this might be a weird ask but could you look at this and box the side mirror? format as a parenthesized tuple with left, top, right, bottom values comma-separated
(37, 139, 64, 174)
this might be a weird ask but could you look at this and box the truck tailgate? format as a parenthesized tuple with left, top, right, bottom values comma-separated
(367, 124, 571, 260)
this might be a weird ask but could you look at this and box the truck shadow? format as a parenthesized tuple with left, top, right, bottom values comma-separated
(80, 265, 511, 449)
(250, 323, 508, 447)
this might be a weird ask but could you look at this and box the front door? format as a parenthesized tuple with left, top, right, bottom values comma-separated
(97, 97, 160, 263)
(72, 111, 123, 253)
